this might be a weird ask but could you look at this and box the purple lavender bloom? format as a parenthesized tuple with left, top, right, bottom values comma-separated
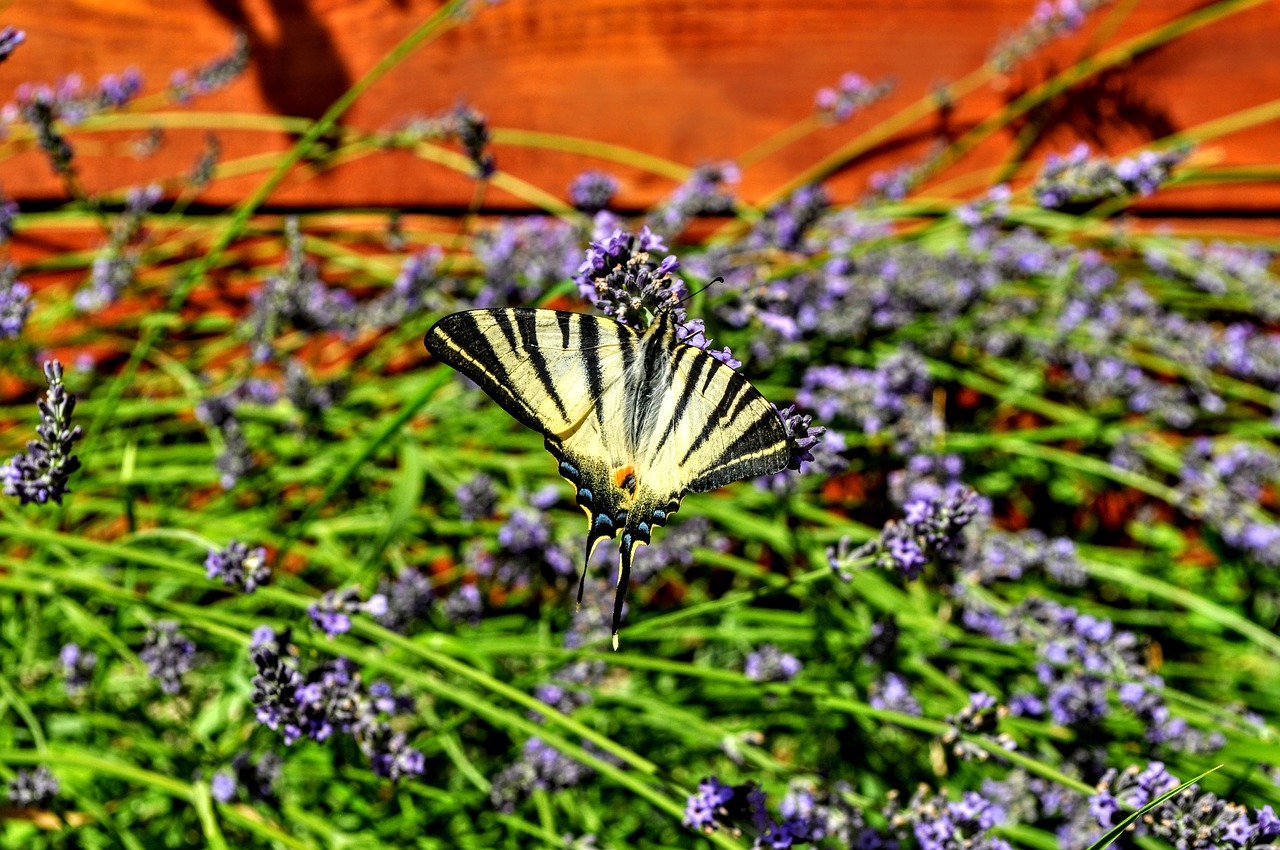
(848, 486, 981, 579)
(474, 216, 580, 308)
(140, 620, 196, 695)
(569, 171, 618, 213)
(489, 736, 601, 812)
(14, 86, 75, 175)
(683, 776, 736, 831)
(0, 195, 17, 243)
(205, 539, 270, 593)
(210, 751, 282, 805)
(308, 587, 386, 638)
(373, 566, 436, 633)
(646, 162, 738, 237)
(0, 27, 25, 62)
(6, 766, 57, 808)
(894, 789, 1010, 850)
(74, 184, 162, 312)
(774, 404, 827, 472)
(169, 32, 250, 103)
(0, 262, 32, 338)
(1033, 143, 1188, 209)
(442, 583, 483, 624)
(59, 642, 97, 694)
(991, 0, 1110, 71)
(2, 361, 83, 506)
(744, 644, 802, 683)
(869, 672, 922, 716)
(814, 71, 892, 122)
(365, 247, 443, 328)
(750, 185, 829, 251)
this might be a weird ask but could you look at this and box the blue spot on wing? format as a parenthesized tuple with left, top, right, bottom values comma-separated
(595, 514, 613, 528)
(561, 461, 579, 477)
(578, 487, 593, 501)
(638, 521, 650, 534)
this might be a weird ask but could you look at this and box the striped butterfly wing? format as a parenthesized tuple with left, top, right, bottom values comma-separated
(425, 307, 642, 587)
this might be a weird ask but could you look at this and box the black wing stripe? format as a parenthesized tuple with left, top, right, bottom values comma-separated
(650, 345, 709, 458)
(680, 371, 749, 467)
(578, 314, 606, 430)
(427, 312, 543, 432)
(514, 310, 569, 421)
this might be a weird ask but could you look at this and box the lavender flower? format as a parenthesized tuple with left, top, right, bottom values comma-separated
(991, 0, 1112, 72)
(308, 587, 387, 638)
(364, 247, 443, 328)
(749, 185, 829, 252)
(283, 360, 348, 430)
(743, 644, 802, 683)
(888, 789, 1011, 850)
(249, 636, 424, 779)
(455, 472, 499, 521)
(140, 621, 195, 695)
(189, 133, 220, 189)
(1034, 143, 1188, 209)
(169, 32, 250, 103)
(74, 183, 162, 312)
(373, 567, 436, 633)
(569, 171, 618, 213)
(532, 659, 605, 717)
(683, 776, 823, 848)
(210, 751, 282, 804)
(489, 737, 600, 813)
(474, 216, 580, 308)
(814, 72, 892, 122)
(0, 262, 31, 338)
(59, 642, 97, 694)
(647, 162, 739, 237)
(2, 361, 83, 506)
(841, 486, 982, 580)
(1087, 762, 1272, 849)
(442, 583, 483, 625)
(398, 104, 494, 177)
(868, 672, 922, 716)
(205, 540, 270, 593)
(0, 26, 25, 62)
(6, 766, 57, 808)
(16, 87, 74, 176)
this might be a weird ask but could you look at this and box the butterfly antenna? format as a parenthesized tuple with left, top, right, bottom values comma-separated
(677, 276, 724, 306)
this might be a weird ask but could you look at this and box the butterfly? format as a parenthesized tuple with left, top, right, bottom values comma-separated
(425, 304, 789, 649)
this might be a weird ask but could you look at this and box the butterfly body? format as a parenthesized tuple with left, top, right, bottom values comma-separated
(426, 306, 788, 648)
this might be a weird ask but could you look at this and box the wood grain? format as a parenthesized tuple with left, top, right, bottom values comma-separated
(0, 0, 1276, 213)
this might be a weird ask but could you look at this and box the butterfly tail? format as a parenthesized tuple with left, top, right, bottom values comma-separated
(611, 531, 645, 651)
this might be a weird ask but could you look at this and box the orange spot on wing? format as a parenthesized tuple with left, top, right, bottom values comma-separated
(613, 465, 636, 490)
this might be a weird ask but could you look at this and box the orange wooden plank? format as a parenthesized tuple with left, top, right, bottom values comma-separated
(0, 0, 1275, 212)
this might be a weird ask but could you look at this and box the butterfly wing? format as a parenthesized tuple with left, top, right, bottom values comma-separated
(425, 308, 641, 591)
(603, 314, 790, 647)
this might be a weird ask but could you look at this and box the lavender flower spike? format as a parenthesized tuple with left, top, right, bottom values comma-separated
(0, 27, 25, 63)
(2, 360, 84, 505)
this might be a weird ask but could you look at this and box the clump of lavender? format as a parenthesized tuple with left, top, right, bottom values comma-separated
(797, 350, 935, 455)
(646, 162, 739, 237)
(1175, 438, 1280, 568)
(2, 360, 83, 506)
(308, 586, 388, 638)
(0, 192, 17, 243)
(169, 32, 250, 103)
(249, 630, 424, 780)
(74, 183, 162, 312)
(14, 87, 75, 176)
(683, 776, 830, 848)
(1088, 762, 1278, 849)
(814, 72, 892, 122)
(211, 751, 283, 805)
(750, 186, 830, 252)
(569, 171, 618, 213)
(372, 566, 436, 633)
(195, 377, 279, 489)
(1034, 143, 1189, 209)
(532, 659, 606, 718)
(284, 361, 348, 433)
(6, 766, 58, 808)
(205, 540, 270, 593)
(243, 218, 358, 363)
(455, 472, 499, 521)
(397, 103, 494, 177)
(364, 247, 443, 328)
(0, 261, 32, 338)
(834, 486, 982, 580)
(743, 644, 802, 683)
(868, 672, 922, 716)
(991, 0, 1112, 72)
(574, 226, 738, 367)
(0, 26, 25, 62)
(140, 620, 196, 695)
(474, 216, 581, 308)
(489, 737, 611, 813)
(886, 788, 1011, 850)
(59, 642, 97, 694)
